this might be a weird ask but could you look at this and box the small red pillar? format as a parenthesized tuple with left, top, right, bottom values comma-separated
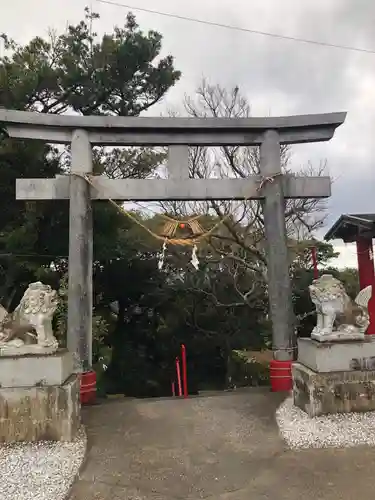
(356, 236, 374, 290)
(181, 344, 188, 399)
(175, 357, 182, 396)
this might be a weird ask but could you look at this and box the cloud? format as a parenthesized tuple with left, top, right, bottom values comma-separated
(330, 241, 359, 269)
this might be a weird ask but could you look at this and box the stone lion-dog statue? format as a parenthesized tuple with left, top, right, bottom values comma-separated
(0, 281, 59, 354)
(309, 274, 369, 342)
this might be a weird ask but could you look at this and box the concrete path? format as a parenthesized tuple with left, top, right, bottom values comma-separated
(70, 389, 375, 499)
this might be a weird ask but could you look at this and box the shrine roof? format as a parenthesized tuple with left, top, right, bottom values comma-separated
(324, 214, 375, 242)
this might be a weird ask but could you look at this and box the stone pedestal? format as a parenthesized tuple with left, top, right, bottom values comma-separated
(0, 349, 74, 388)
(292, 337, 375, 417)
(0, 343, 59, 356)
(311, 330, 365, 342)
(298, 337, 375, 372)
(292, 362, 375, 417)
(0, 349, 80, 442)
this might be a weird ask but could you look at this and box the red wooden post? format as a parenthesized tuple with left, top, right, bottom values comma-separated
(356, 236, 374, 290)
(311, 247, 318, 279)
(175, 357, 182, 396)
(181, 344, 188, 399)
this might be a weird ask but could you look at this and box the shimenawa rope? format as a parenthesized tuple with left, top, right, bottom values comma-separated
(72, 171, 281, 247)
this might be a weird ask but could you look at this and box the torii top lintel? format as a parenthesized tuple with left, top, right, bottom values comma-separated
(0, 109, 346, 146)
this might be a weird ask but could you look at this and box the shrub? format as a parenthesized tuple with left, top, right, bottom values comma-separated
(227, 349, 271, 388)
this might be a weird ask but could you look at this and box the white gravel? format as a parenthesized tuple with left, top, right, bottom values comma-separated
(0, 427, 87, 500)
(276, 396, 375, 449)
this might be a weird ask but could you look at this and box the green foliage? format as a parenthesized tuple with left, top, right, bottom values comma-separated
(54, 273, 68, 346)
(0, 9, 180, 115)
(0, 8, 179, 310)
(334, 267, 359, 299)
(55, 273, 110, 351)
(228, 350, 270, 388)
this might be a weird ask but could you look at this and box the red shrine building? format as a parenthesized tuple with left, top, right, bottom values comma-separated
(325, 213, 375, 334)
(324, 214, 375, 290)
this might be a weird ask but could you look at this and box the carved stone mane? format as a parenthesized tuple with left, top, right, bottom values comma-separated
(0, 281, 59, 355)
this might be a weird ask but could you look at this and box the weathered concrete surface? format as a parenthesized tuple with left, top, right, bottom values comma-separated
(260, 130, 294, 361)
(67, 128, 93, 369)
(0, 108, 346, 145)
(16, 176, 331, 201)
(293, 362, 375, 417)
(70, 389, 375, 500)
(0, 349, 73, 388)
(298, 337, 375, 372)
(0, 374, 80, 442)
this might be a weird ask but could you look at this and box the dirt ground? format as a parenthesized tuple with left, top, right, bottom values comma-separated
(70, 388, 375, 499)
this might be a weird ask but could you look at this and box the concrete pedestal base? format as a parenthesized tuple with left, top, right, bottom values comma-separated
(311, 331, 365, 342)
(0, 351, 80, 442)
(292, 362, 375, 417)
(0, 374, 80, 442)
(0, 349, 73, 388)
(298, 337, 375, 373)
(0, 343, 58, 356)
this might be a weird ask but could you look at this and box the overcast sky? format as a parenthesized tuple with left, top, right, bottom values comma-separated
(2, 0, 375, 268)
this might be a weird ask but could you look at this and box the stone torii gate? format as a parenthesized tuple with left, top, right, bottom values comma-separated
(0, 109, 345, 377)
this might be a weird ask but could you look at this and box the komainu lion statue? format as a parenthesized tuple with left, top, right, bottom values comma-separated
(309, 274, 369, 342)
(0, 281, 59, 353)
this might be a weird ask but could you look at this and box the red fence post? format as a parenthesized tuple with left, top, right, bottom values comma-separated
(181, 344, 188, 399)
(175, 357, 182, 397)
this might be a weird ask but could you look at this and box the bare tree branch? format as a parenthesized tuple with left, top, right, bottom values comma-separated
(161, 80, 328, 307)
